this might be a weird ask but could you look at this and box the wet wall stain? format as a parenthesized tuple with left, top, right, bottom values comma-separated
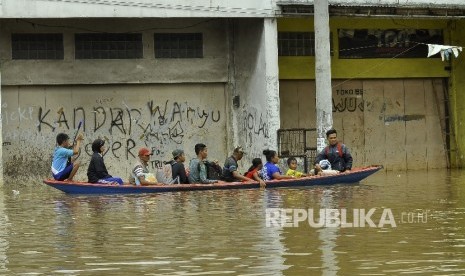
(4, 153, 51, 183)
(384, 114, 426, 123)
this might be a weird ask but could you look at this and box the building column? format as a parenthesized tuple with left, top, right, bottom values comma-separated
(314, 0, 333, 151)
(263, 18, 280, 150)
(0, 71, 3, 185)
(228, 18, 280, 162)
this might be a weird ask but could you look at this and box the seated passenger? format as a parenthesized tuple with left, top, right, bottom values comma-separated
(221, 146, 254, 182)
(244, 157, 266, 187)
(129, 147, 158, 186)
(51, 132, 83, 181)
(87, 139, 123, 185)
(170, 149, 189, 184)
(285, 157, 308, 178)
(260, 149, 295, 181)
(188, 143, 218, 184)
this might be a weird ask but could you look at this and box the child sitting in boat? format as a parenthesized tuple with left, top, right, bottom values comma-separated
(51, 132, 84, 181)
(244, 158, 266, 187)
(285, 157, 308, 178)
(260, 149, 295, 181)
(87, 139, 123, 185)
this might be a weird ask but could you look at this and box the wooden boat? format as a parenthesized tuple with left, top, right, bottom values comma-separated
(43, 166, 382, 195)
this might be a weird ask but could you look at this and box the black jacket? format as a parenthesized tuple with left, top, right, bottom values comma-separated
(314, 143, 353, 172)
(87, 152, 111, 183)
(170, 160, 189, 184)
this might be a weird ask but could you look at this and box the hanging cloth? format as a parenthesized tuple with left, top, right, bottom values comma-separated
(427, 44, 462, 61)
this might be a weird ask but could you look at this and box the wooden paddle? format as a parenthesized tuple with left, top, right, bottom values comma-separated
(67, 120, 83, 165)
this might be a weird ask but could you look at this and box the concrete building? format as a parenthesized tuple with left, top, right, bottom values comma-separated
(0, 1, 280, 182)
(276, 0, 465, 170)
(1, 0, 465, 183)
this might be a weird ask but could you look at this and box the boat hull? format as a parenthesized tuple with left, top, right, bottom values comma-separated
(43, 166, 382, 194)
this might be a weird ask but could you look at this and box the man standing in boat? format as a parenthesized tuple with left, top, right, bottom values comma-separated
(314, 129, 353, 174)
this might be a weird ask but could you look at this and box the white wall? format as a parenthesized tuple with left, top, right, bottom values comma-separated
(0, 17, 283, 182)
(0, 18, 229, 85)
(277, 0, 465, 7)
(0, 0, 278, 18)
(1, 84, 227, 183)
(230, 18, 280, 164)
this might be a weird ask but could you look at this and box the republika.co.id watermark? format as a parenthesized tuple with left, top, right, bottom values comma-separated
(266, 208, 431, 228)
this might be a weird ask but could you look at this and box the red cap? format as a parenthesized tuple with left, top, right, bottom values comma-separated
(138, 147, 152, 156)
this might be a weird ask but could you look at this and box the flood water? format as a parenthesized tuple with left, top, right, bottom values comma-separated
(1, 169, 465, 275)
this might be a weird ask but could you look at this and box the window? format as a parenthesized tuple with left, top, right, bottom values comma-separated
(338, 29, 444, 59)
(154, 33, 203, 58)
(278, 32, 315, 56)
(12, 33, 64, 60)
(75, 33, 143, 59)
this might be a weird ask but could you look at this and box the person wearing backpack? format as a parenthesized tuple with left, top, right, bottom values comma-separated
(169, 149, 189, 184)
(129, 147, 158, 186)
(188, 143, 218, 184)
(314, 129, 353, 174)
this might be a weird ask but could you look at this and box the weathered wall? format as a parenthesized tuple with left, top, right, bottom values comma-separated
(0, 18, 229, 85)
(0, 0, 277, 18)
(230, 18, 280, 163)
(1, 84, 227, 183)
(0, 72, 3, 184)
(280, 79, 447, 170)
(277, 0, 465, 8)
(278, 17, 451, 80)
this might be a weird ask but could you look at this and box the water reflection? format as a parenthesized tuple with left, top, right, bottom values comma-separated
(319, 189, 339, 276)
(0, 188, 9, 274)
(0, 169, 464, 275)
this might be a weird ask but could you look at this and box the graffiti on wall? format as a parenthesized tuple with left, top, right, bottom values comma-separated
(242, 109, 270, 146)
(333, 88, 364, 112)
(2, 100, 223, 169)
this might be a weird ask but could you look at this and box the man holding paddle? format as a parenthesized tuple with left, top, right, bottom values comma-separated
(51, 130, 84, 181)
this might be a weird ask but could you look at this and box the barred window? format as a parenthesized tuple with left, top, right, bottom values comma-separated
(278, 32, 315, 56)
(12, 33, 64, 60)
(154, 33, 203, 58)
(75, 33, 143, 59)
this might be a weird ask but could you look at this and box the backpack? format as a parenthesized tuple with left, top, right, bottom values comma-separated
(156, 162, 180, 184)
(325, 143, 343, 158)
(198, 161, 222, 180)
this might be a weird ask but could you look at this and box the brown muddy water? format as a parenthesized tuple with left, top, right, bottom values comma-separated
(0, 169, 464, 275)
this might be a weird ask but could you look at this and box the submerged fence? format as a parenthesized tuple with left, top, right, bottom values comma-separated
(277, 128, 317, 173)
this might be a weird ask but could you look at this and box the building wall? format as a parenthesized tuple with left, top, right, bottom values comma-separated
(280, 79, 447, 170)
(277, 0, 465, 7)
(278, 17, 454, 170)
(0, 18, 229, 85)
(0, 17, 283, 181)
(0, 18, 233, 182)
(0, 0, 277, 18)
(278, 17, 451, 80)
(230, 18, 280, 161)
(2, 83, 227, 182)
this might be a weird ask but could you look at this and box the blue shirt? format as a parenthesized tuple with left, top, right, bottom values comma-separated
(261, 162, 281, 181)
(51, 147, 73, 174)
